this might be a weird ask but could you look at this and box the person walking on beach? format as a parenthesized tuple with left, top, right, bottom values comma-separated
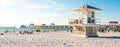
(70, 26, 73, 33)
(107, 26, 110, 32)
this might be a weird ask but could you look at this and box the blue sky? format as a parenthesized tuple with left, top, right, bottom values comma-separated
(0, 0, 119, 27)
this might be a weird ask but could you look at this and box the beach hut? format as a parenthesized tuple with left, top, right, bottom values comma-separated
(99, 25, 107, 32)
(36, 25, 42, 32)
(109, 25, 117, 32)
(48, 26, 54, 32)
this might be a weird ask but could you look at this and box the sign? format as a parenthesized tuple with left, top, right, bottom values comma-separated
(36, 25, 42, 29)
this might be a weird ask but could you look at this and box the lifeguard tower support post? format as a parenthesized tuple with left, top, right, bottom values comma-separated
(69, 4, 101, 37)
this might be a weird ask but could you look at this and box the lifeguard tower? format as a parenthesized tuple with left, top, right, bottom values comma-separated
(69, 2, 101, 37)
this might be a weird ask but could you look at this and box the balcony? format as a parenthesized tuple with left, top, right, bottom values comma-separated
(68, 19, 79, 25)
(69, 18, 101, 25)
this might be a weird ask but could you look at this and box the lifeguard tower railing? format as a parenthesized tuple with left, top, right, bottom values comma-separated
(68, 18, 101, 25)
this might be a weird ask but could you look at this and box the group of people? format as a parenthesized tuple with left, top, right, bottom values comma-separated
(98, 28, 120, 33)
(19, 30, 33, 34)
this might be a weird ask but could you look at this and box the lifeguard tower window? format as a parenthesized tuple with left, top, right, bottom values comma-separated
(88, 17, 91, 23)
(91, 12, 95, 18)
(92, 19, 95, 23)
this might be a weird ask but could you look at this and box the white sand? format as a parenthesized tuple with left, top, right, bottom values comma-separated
(0, 32, 120, 47)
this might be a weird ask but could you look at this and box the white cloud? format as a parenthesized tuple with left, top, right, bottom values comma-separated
(46, 0, 64, 7)
(0, 10, 64, 27)
(24, 4, 53, 9)
(0, 0, 24, 6)
(0, 0, 66, 27)
(0, 0, 64, 9)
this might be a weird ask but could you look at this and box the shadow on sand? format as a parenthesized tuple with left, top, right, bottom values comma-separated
(88, 36, 120, 39)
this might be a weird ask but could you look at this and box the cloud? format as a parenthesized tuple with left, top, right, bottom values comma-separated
(46, 0, 64, 7)
(25, 0, 65, 9)
(0, 0, 65, 17)
(23, 4, 53, 9)
(0, 0, 24, 6)
(0, 0, 64, 9)
(0, 10, 65, 27)
(0, 0, 66, 26)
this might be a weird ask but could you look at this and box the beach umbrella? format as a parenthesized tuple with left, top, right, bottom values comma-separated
(20, 25, 28, 28)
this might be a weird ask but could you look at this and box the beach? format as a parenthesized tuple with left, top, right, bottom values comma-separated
(0, 32, 120, 47)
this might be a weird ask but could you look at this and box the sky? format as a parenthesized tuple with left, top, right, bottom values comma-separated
(0, 0, 120, 27)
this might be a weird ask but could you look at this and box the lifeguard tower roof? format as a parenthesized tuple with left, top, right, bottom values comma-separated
(74, 4, 101, 12)
(81, 5, 101, 10)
